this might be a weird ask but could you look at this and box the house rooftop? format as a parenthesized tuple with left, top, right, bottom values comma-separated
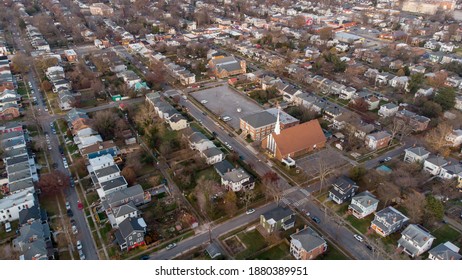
(399, 224, 435, 256)
(290, 226, 326, 253)
(262, 207, 293, 223)
(428, 242, 462, 260)
(406, 147, 430, 157)
(222, 168, 252, 183)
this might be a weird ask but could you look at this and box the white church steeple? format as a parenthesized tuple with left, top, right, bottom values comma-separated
(274, 104, 281, 135)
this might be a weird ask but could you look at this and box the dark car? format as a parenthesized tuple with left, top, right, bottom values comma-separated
(140, 255, 150, 260)
(212, 132, 218, 136)
(66, 209, 73, 217)
(365, 244, 373, 251)
(311, 216, 321, 224)
(70, 179, 75, 188)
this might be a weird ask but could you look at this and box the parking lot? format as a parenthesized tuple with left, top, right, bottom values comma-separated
(296, 148, 351, 180)
(190, 85, 263, 129)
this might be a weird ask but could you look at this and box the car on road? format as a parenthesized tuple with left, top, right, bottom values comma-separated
(65, 201, 71, 210)
(70, 179, 75, 188)
(200, 100, 208, 104)
(166, 243, 177, 250)
(79, 250, 85, 260)
(311, 216, 321, 224)
(305, 212, 311, 217)
(77, 201, 83, 210)
(67, 209, 73, 217)
(384, 157, 392, 162)
(245, 208, 255, 215)
(165, 242, 176, 250)
(354, 234, 364, 242)
(76, 240, 82, 250)
(72, 225, 78, 235)
(202, 112, 207, 115)
(44, 107, 48, 112)
(140, 255, 150, 260)
(365, 244, 374, 251)
(212, 132, 218, 137)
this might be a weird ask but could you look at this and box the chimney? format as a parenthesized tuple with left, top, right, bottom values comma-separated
(393, 217, 397, 223)
(368, 200, 371, 205)
(296, 228, 299, 233)
(99, 144, 103, 150)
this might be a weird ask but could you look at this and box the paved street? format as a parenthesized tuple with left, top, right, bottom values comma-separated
(10, 23, 99, 260)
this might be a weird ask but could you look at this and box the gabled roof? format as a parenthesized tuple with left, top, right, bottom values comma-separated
(269, 119, 326, 157)
(113, 201, 138, 218)
(399, 224, 435, 255)
(405, 147, 430, 157)
(290, 227, 326, 253)
(262, 207, 293, 222)
(426, 156, 448, 167)
(428, 242, 462, 260)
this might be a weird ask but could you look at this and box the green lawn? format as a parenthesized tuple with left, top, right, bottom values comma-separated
(432, 225, 461, 246)
(236, 229, 268, 259)
(39, 195, 60, 217)
(253, 242, 290, 260)
(196, 166, 220, 183)
(318, 243, 349, 260)
(346, 215, 374, 234)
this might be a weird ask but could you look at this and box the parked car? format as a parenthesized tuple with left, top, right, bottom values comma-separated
(140, 255, 150, 260)
(245, 208, 255, 215)
(72, 225, 78, 235)
(354, 234, 364, 242)
(5, 222, 11, 233)
(76, 240, 82, 250)
(166, 243, 177, 250)
(365, 244, 373, 251)
(65, 201, 71, 210)
(384, 157, 392, 162)
(79, 250, 85, 260)
(67, 209, 73, 217)
(311, 216, 321, 224)
(77, 201, 83, 210)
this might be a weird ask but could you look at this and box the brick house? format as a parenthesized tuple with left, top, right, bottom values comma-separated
(290, 226, 327, 260)
(208, 56, 246, 78)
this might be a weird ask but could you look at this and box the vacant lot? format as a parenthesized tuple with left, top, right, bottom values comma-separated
(190, 85, 263, 129)
(296, 149, 351, 180)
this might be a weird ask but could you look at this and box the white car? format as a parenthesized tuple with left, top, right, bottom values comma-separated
(354, 234, 364, 242)
(79, 250, 85, 260)
(166, 243, 177, 250)
(65, 201, 71, 210)
(384, 157, 392, 162)
(76, 240, 82, 250)
(72, 225, 78, 235)
(200, 100, 208, 104)
(245, 209, 255, 215)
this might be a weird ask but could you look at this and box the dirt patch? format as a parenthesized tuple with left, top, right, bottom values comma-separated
(223, 235, 246, 256)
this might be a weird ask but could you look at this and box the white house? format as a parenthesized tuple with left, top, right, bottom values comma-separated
(445, 129, 462, 147)
(340, 86, 356, 100)
(389, 76, 409, 89)
(167, 114, 189, 131)
(397, 224, 435, 258)
(428, 242, 462, 260)
(88, 154, 115, 173)
(94, 165, 121, 183)
(348, 191, 379, 219)
(201, 147, 224, 165)
(108, 201, 139, 228)
(378, 103, 399, 118)
(438, 164, 462, 180)
(188, 132, 215, 152)
(0, 190, 36, 222)
(404, 147, 430, 163)
(423, 156, 449, 176)
(221, 168, 255, 192)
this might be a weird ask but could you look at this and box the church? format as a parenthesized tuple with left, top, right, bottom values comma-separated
(261, 109, 327, 167)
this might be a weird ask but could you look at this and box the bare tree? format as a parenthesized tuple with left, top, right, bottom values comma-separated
(402, 190, 426, 224)
(242, 189, 256, 210)
(376, 182, 400, 207)
(315, 157, 335, 194)
(262, 171, 283, 204)
(11, 51, 31, 74)
(425, 122, 453, 156)
(38, 171, 70, 196)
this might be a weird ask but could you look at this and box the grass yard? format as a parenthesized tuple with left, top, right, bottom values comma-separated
(431, 224, 461, 246)
(346, 215, 374, 234)
(252, 242, 291, 260)
(318, 243, 349, 260)
(235, 229, 268, 259)
(39, 195, 60, 217)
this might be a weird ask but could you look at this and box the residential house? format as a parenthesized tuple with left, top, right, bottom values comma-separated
(378, 103, 399, 118)
(89, 3, 114, 16)
(221, 168, 255, 192)
(262, 119, 326, 167)
(375, 72, 396, 87)
(290, 226, 327, 260)
(428, 242, 462, 260)
(94, 165, 121, 183)
(260, 207, 295, 234)
(13, 220, 52, 260)
(87, 154, 115, 173)
(0, 190, 36, 222)
(395, 110, 430, 132)
(445, 129, 462, 147)
(423, 156, 449, 176)
(167, 114, 189, 131)
(102, 185, 145, 210)
(365, 131, 392, 150)
(213, 160, 235, 177)
(438, 163, 462, 180)
(389, 76, 409, 89)
(328, 176, 359, 204)
(397, 224, 435, 258)
(97, 176, 128, 198)
(340, 87, 356, 100)
(208, 56, 246, 78)
(371, 206, 409, 237)
(348, 191, 379, 219)
(108, 201, 140, 228)
(64, 49, 77, 62)
(404, 147, 430, 163)
(188, 132, 215, 152)
(114, 218, 147, 251)
(201, 147, 224, 165)
(80, 141, 119, 159)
